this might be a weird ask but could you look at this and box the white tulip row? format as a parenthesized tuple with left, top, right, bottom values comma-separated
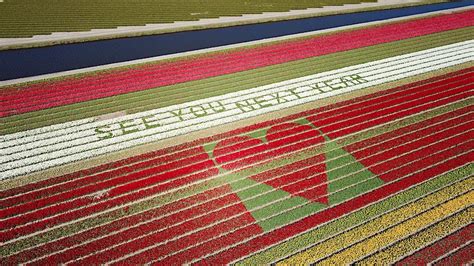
(1, 40, 472, 179)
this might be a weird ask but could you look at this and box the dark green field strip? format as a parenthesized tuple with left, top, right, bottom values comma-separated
(0, 99, 468, 257)
(1, 27, 471, 135)
(0, 0, 376, 37)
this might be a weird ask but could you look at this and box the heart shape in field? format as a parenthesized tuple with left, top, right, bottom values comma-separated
(213, 122, 329, 204)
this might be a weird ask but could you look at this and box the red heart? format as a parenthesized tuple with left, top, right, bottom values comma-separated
(213, 122, 328, 204)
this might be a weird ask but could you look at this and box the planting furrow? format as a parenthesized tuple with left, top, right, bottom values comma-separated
(48, 136, 473, 264)
(311, 83, 473, 136)
(1, 82, 469, 228)
(1, 67, 470, 200)
(1, 185, 235, 264)
(2, 104, 466, 254)
(194, 152, 472, 265)
(1, 42, 472, 179)
(1, 100, 468, 262)
(2, 11, 472, 115)
(0, 147, 206, 208)
(3, 29, 472, 136)
(395, 225, 473, 265)
(2, 104, 470, 264)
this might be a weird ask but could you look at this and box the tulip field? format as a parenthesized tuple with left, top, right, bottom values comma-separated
(0, 4, 473, 265)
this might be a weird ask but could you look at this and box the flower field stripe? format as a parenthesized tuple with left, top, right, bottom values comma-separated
(61, 144, 472, 265)
(0, 83, 468, 231)
(313, 195, 472, 265)
(195, 150, 472, 265)
(3, 27, 473, 135)
(4, 108, 468, 245)
(77, 137, 473, 265)
(1, 67, 470, 201)
(277, 178, 473, 265)
(0, 86, 470, 231)
(4, 63, 472, 171)
(3, 17, 470, 116)
(4, 31, 473, 135)
(1, 10, 472, 117)
(0, 81, 468, 233)
(1, 43, 472, 179)
(0, 100, 466, 262)
(394, 224, 473, 265)
(356, 219, 473, 264)
(0, 100, 468, 251)
(3, 165, 469, 265)
(1, 74, 470, 213)
(3, 77, 470, 185)
(235, 166, 472, 265)
(0, 79, 470, 243)
(19, 122, 472, 264)
(0, 97, 470, 260)
(4, 31, 472, 137)
(431, 240, 474, 265)
(4, 39, 470, 147)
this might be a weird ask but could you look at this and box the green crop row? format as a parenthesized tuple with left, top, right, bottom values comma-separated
(0, 0, 378, 37)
